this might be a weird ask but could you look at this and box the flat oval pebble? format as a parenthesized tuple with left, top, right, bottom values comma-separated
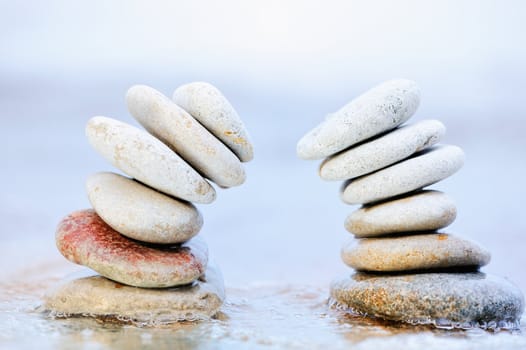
(297, 79, 420, 160)
(43, 264, 225, 324)
(341, 145, 465, 204)
(320, 120, 445, 181)
(87, 172, 203, 244)
(341, 233, 490, 272)
(85, 116, 215, 204)
(56, 210, 208, 288)
(345, 190, 456, 237)
(330, 272, 524, 329)
(173, 82, 254, 162)
(127, 85, 245, 188)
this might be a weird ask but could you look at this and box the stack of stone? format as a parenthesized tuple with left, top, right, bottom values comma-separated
(45, 82, 253, 323)
(297, 80, 524, 329)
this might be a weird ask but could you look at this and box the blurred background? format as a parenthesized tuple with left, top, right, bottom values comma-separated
(1, 0, 525, 292)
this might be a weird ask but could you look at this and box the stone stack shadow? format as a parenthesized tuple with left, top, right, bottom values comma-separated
(297, 79, 524, 329)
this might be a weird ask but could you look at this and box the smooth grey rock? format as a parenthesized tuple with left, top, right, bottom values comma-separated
(85, 116, 215, 204)
(297, 79, 420, 160)
(127, 85, 245, 188)
(330, 272, 524, 328)
(345, 190, 456, 237)
(56, 210, 208, 288)
(43, 264, 225, 323)
(173, 82, 254, 162)
(341, 145, 465, 204)
(320, 120, 445, 181)
(341, 233, 490, 272)
(86, 172, 203, 244)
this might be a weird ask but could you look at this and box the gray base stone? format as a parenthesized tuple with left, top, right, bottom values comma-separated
(330, 272, 524, 329)
(42, 264, 225, 324)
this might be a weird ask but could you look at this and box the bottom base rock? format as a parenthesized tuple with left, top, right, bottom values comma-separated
(42, 264, 225, 324)
(330, 272, 524, 330)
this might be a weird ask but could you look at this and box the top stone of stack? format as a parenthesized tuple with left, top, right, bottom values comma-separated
(296, 79, 420, 160)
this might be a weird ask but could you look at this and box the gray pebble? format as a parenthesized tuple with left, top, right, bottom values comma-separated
(345, 190, 456, 237)
(341, 145, 465, 204)
(297, 79, 420, 160)
(330, 272, 524, 328)
(320, 120, 445, 181)
(341, 233, 490, 272)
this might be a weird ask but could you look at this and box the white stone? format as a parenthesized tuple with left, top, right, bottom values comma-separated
(297, 79, 420, 160)
(86, 172, 203, 244)
(43, 264, 225, 323)
(126, 85, 245, 188)
(345, 190, 456, 237)
(320, 120, 445, 181)
(341, 233, 491, 272)
(341, 145, 464, 204)
(85, 116, 215, 204)
(173, 82, 254, 162)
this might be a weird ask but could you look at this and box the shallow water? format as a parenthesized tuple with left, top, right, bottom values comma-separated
(1, 259, 525, 350)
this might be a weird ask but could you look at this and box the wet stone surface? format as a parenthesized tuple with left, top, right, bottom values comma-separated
(330, 272, 525, 329)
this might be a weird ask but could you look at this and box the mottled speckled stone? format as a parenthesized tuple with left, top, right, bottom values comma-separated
(86, 172, 203, 244)
(297, 79, 420, 160)
(341, 145, 465, 204)
(320, 120, 445, 181)
(127, 85, 245, 188)
(330, 272, 524, 327)
(341, 233, 490, 272)
(43, 264, 225, 323)
(345, 191, 456, 237)
(56, 210, 208, 288)
(173, 82, 254, 162)
(85, 116, 215, 204)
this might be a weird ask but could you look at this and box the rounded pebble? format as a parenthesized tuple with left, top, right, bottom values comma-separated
(297, 79, 420, 160)
(85, 116, 215, 204)
(345, 190, 456, 237)
(43, 264, 225, 323)
(341, 233, 490, 272)
(341, 145, 465, 204)
(330, 272, 524, 327)
(320, 120, 445, 181)
(86, 172, 203, 244)
(173, 82, 254, 162)
(56, 210, 208, 288)
(126, 85, 245, 188)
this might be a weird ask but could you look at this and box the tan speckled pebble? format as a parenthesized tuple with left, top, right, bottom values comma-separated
(297, 79, 420, 160)
(330, 272, 524, 327)
(87, 172, 203, 244)
(173, 82, 254, 162)
(127, 85, 245, 188)
(341, 233, 490, 272)
(85, 116, 215, 204)
(345, 191, 456, 237)
(43, 263, 225, 323)
(341, 145, 464, 204)
(320, 120, 445, 181)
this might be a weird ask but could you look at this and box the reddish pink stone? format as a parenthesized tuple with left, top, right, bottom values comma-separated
(56, 209, 208, 288)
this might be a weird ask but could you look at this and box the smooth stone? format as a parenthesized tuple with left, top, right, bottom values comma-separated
(341, 233, 490, 272)
(320, 120, 445, 181)
(56, 210, 208, 288)
(86, 116, 215, 204)
(330, 272, 524, 328)
(345, 190, 456, 237)
(43, 264, 225, 323)
(126, 85, 245, 188)
(341, 145, 465, 204)
(86, 172, 203, 244)
(173, 82, 254, 162)
(297, 79, 420, 160)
